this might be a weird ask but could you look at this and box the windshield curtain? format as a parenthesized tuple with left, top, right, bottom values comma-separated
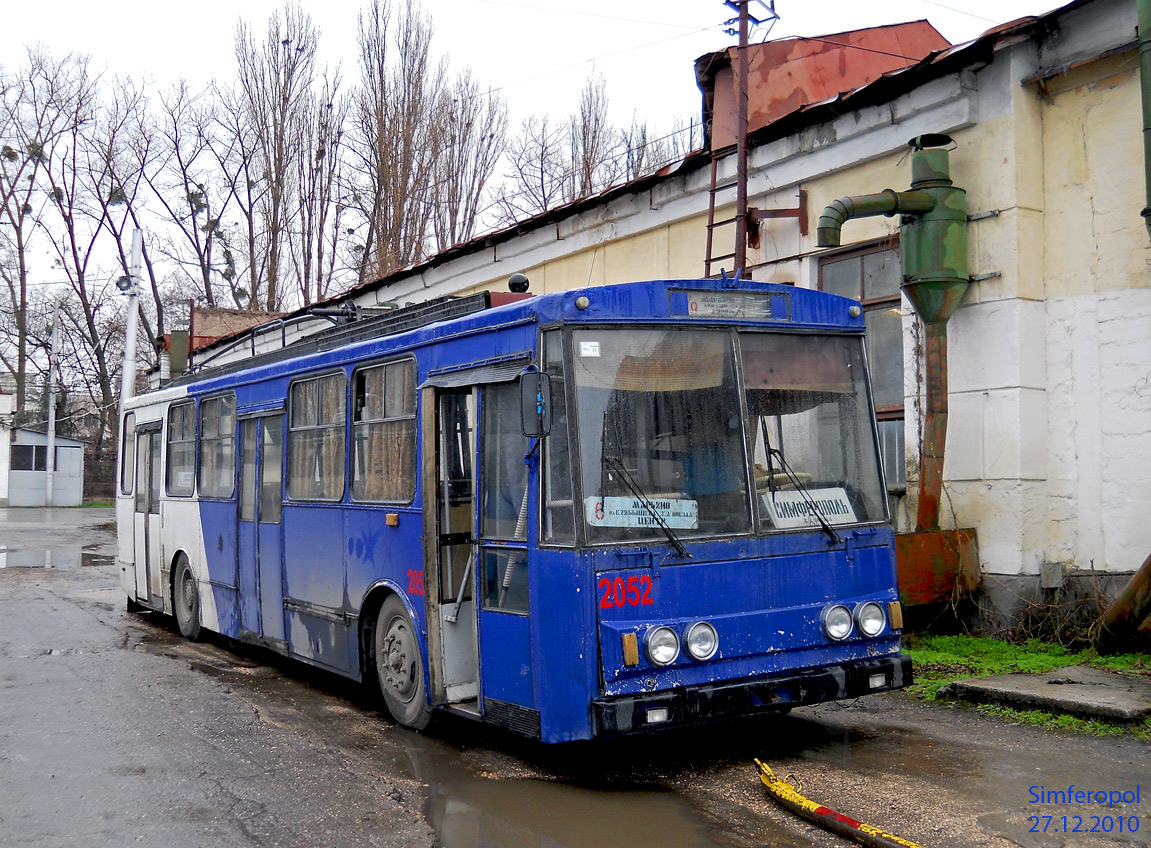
(573, 328, 752, 544)
(740, 332, 887, 531)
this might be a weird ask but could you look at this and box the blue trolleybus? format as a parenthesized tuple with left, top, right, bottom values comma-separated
(117, 278, 911, 742)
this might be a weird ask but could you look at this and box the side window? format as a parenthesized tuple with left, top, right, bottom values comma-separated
(351, 359, 416, 502)
(819, 244, 905, 492)
(541, 331, 575, 544)
(480, 383, 530, 614)
(166, 401, 196, 497)
(288, 373, 346, 501)
(121, 413, 136, 494)
(199, 395, 236, 498)
(481, 382, 529, 540)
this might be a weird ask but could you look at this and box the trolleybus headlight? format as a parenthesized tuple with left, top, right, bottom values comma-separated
(854, 602, 886, 637)
(684, 621, 719, 661)
(644, 626, 680, 666)
(821, 604, 853, 641)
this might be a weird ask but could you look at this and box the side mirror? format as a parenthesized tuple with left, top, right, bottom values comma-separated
(520, 369, 552, 437)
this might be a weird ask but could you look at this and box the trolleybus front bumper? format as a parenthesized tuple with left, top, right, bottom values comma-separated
(592, 654, 912, 735)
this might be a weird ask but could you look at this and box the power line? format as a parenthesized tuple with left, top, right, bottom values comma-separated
(474, 0, 711, 30)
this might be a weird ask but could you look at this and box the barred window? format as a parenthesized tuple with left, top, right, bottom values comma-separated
(352, 359, 416, 502)
(288, 373, 346, 501)
(198, 395, 236, 498)
(167, 401, 196, 497)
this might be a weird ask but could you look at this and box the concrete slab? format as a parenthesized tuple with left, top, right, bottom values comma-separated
(939, 665, 1151, 723)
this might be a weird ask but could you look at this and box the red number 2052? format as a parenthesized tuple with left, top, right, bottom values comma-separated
(598, 575, 654, 609)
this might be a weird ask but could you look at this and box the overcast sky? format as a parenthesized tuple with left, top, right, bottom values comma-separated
(2, 0, 1066, 131)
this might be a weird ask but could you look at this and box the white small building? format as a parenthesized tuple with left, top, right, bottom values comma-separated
(8, 429, 86, 507)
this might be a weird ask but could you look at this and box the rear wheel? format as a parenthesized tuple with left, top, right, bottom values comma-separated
(172, 556, 202, 641)
(373, 595, 432, 730)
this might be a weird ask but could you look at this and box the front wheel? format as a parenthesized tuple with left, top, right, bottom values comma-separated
(172, 556, 202, 641)
(373, 596, 432, 730)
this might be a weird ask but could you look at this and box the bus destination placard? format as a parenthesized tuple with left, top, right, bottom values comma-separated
(685, 292, 772, 320)
(584, 496, 699, 529)
(760, 487, 857, 529)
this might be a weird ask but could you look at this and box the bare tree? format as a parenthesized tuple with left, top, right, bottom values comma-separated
(430, 69, 507, 251)
(231, 1, 318, 310)
(291, 70, 348, 305)
(347, 0, 445, 283)
(623, 114, 699, 181)
(213, 80, 266, 309)
(566, 72, 620, 201)
(144, 81, 235, 308)
(0, 48, 89, 414)
(493, 115, 567, 225)
(31, 54, 127, 450)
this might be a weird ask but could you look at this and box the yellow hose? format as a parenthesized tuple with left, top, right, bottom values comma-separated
(755, 760, 930, 848)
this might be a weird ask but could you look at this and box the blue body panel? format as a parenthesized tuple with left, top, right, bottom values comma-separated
(166, 279, 900, 742)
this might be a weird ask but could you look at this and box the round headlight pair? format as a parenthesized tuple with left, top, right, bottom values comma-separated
(821, 601, 887, 641)
(644, 622, 719, 666)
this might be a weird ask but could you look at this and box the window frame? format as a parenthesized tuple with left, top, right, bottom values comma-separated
(166, 400, 197, 498)
(286, 370, 348, 502)
(198, 393, 237, 499)
(120, 413, 136, 495)
(350, 356, 418, 505)
(817, 238, 906, 493)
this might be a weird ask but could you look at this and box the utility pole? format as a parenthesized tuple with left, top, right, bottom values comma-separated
(723, 1, 778, 277)
(45, 300, 59, 507)
(734, 0, 750, 277)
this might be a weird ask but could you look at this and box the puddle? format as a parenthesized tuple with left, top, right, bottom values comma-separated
(395, 733, 743, 848)
(127, 614, 804, 848)
(0, 546, 114, 569)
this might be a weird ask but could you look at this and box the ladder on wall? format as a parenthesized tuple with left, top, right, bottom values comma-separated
(703, 146, 808, 278)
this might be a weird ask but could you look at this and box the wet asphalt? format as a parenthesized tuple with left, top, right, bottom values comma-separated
(0, 507, 1149, 848)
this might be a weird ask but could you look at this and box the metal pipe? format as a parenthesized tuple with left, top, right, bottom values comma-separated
(916, 322, 949, 531)
(1140, 0, 1151, 239)
(816, 190, 934, 248)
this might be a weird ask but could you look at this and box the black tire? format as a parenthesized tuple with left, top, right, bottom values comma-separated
(373, 595, 432, 730)
(172, 556, 202, 641)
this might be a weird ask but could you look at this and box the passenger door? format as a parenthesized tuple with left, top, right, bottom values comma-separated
(476, 383, 535, 717)
(238, 414, 285, 644)
(425, 389, 479, 706)
(132, 426, 162, 606)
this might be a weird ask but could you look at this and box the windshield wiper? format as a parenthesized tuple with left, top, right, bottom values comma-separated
(604, 455, 690, 558)
(767, 448, 842, 544)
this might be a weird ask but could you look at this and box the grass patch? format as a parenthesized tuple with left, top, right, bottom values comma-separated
(971, 704, 1151, 740)
(903, 634, 1150, 701)
(83, 499, 114, 508)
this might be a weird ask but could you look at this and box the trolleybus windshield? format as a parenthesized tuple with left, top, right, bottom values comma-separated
(572, 327, 886, 546)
